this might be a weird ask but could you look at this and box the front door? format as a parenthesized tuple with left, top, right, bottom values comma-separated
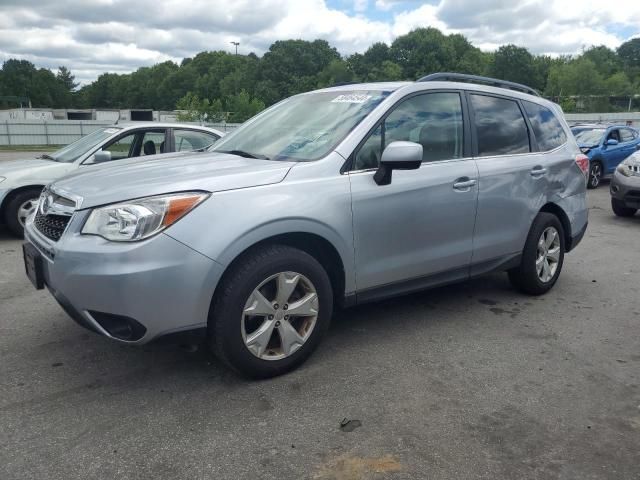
(348, 91, 478, 296)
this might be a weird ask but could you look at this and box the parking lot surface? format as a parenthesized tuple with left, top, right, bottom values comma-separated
(0, 185, 639, 480)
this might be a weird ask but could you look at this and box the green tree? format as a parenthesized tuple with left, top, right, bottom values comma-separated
(489, 44, 536, 86)
(617, 38, 640, 70)
(175, 92, 225, 122)
(226, 90, 265, 122)
(56, 66, 78, 91)
(389, 28, 456, 79)
(317, 59, 354, 87)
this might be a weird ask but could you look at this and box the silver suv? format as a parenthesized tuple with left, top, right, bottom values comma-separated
(23, 74, 589, 378)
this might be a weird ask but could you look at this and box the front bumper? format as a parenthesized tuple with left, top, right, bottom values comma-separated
(0, 188, 9, 222)
(24, 213, 224, 345)
(610, 170, 640, 209)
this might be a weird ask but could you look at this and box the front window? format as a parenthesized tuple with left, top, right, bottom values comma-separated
(47, 127, 121, 163)
(353, 92, 464, 170)
(210, 90, 390, 161)
(572, 128, 605, 146)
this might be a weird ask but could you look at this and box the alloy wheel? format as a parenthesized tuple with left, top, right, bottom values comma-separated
(17, 198, 38, 227)
(241, 271, 319, 361)
(536, 226, 561, 283)
(590, 163, 601, 187)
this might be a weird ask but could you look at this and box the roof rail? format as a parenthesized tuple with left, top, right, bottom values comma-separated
(417, 73, 540, 97)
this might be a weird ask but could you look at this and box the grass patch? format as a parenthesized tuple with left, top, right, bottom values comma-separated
(0, 145, 57, 152)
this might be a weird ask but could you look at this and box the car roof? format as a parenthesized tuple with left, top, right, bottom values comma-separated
(572, 123, 637, 128)
(314, 82, 412, 93)
(114, 122, 224, 134)
(314, 80, 554, 108)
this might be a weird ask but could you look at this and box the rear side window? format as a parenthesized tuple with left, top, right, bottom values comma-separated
(174, 129, 220, 152)
(620, 128, 636, 143)
(522, 101, 567, 151)
(471, 94, 530, 157)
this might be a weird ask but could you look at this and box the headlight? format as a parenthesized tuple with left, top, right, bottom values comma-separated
(579, 147, 591, 154)
(82, 192, 209, 242)
(617, 163, 632, 177)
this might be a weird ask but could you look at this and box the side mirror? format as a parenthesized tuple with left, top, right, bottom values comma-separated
(373, 141, 423, 186)
(92, 150, 112, 164)
(606, 139, 619, 146)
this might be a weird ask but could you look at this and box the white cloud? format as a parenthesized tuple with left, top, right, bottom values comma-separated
(0, 0, 638, 84)
(354, 0, 369, 12)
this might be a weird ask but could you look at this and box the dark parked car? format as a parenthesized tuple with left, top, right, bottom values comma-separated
(610, 151, 640, 217)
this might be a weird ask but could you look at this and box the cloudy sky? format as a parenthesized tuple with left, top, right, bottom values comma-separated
(1, 0, 639, 84)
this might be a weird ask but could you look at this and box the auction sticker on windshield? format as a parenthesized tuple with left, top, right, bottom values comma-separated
(331, 94, 372, 104)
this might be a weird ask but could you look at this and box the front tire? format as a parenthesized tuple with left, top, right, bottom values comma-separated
(611, 198, 637, 217)
(209, 244, 333, 378)
(4, 188, 42, 238)
(587, 161, 602, 189)
(508, 213, 565, 296)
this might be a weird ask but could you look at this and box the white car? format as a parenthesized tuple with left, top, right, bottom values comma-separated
(0, 123, 223, 236)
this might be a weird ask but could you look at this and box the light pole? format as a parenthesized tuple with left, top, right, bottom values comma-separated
(230, 41, 239, 55)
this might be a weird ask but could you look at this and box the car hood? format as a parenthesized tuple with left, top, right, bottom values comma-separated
(51, 153, 297, 209)
(0, 158, 72, 181)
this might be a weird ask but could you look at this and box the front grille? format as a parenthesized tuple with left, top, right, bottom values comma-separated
(34, 210, 71, 241)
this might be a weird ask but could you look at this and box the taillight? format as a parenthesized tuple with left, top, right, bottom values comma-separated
(575, 154, 589, 175)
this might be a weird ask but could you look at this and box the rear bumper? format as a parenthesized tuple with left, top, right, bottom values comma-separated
(555, 192, 588, 253)
(567, 221, 587, 252)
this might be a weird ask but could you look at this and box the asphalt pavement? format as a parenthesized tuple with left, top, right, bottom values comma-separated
(0, 184, 639, 480)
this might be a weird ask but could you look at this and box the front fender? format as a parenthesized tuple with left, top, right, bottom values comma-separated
(165, 174, 356, 293)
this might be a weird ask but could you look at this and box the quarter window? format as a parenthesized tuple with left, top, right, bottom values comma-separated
(174, 129, 220, 152)
(471, 94, 530, 157)
(522, 101, 567, 151)
(353, 92, 464, 170)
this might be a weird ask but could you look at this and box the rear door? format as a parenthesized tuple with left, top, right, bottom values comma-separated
(470, 93, 559, 270)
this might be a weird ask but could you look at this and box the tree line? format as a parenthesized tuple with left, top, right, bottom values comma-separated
(1, 28, 639, 121)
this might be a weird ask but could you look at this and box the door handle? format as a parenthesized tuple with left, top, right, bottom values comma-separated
(530, 166, 547, 177)
(453, 178, 477, 191)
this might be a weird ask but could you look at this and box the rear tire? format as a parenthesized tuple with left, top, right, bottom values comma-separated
(611, 198, 637, 217)
(208, 244, 333, 379)
(508, 213, 565, 296)
(587, 161, 602, 189)
(4, 188, 42, 238)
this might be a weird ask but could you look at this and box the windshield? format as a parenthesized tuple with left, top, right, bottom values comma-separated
(211, 90, 390, 161)
(572, 128, 605, 146)
(49, 127, 121, 163)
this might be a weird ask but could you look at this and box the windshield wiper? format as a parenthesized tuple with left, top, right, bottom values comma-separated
(217, 149, 270, 160)
(38, 153, 56, 161)
(194, 142, 217, 152)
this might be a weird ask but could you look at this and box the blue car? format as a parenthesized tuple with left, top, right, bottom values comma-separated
(571, 124, 640, 188)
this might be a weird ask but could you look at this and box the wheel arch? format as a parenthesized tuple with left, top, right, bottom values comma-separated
(539, 202, 572, 250)
(0, 185, 45, 220)
(211, 231, 349, 312)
